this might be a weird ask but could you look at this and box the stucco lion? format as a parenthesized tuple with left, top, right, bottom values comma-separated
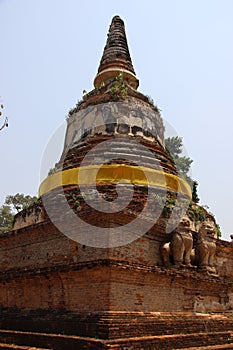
(161, 215, 193, 266)
(195, 221, 217, 272)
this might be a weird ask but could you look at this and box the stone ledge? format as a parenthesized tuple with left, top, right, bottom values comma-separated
(0, 328, 232, 350)
(0, 259, 226, 279)
(0, 259, 232, 285)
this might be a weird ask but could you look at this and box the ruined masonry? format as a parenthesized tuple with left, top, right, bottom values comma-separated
(1, 16, 233, 350)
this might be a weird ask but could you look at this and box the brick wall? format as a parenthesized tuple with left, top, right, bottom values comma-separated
(1, 204, 233, 314)
(0, 223, 70, 270)
(0, 258, 232, 313)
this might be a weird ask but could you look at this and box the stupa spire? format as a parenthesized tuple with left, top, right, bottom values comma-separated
(94, 15, 139, 89)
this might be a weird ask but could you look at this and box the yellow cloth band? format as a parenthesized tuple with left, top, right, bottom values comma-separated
(39, 164, 192, 198)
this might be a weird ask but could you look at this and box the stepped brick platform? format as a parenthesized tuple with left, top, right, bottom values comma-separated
(0, 312, 233, 349)
(1, 311, 233, 338)
(0, 345, 50, 350)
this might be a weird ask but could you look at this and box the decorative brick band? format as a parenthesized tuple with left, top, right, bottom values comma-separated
(39, 164, 191, 198)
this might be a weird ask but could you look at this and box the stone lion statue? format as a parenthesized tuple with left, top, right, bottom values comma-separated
(160, 241, 171, 267)
(195, 221, 217, 272)
(161, 215, 193, 266)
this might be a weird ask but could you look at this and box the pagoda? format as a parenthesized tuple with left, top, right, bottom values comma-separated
(1, 15, 233, 350)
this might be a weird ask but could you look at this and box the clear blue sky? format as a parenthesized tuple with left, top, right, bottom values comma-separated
(1, 0, 233, 240)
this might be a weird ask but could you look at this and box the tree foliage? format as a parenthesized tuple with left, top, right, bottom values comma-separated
(191, 180, 200, 204)
(165, 136, 193, 177)
(165, 136, 200, 202)
(0, 102, 8, 131)
(165, 136, 183, 157)
(0, 205, 14, 233)
(109, 72, 128, 99)
(5, 193, 38, 212)
(0, 193, 38, 234)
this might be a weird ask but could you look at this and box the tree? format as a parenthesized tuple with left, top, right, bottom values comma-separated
(165, 136, 193, 178)
(0, 103, 8, 132)
(165, 136, 200, 200)
(192, 180, 200, 204)
(5, 193, 38, 212)
(0, 193, 38, 234)
(165, 136, 183, 157)
(0, 205, 14, 233)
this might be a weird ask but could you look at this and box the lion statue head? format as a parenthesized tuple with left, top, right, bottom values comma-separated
(198, 221, 217, 241)
(176, 215, 192, 233)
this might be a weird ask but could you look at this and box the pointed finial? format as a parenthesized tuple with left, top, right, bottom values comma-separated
(94, 16, 139, 89)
